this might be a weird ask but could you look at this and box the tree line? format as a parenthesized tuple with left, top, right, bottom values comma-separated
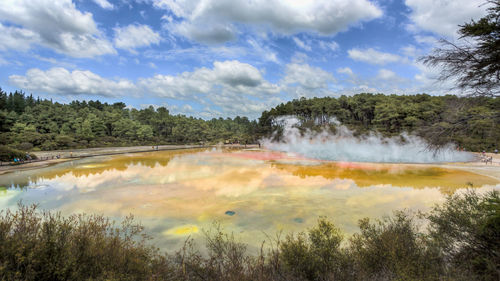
(0, 89, 258, 152)
(259, 94, 500, 152)
(1, 89, 499, 153)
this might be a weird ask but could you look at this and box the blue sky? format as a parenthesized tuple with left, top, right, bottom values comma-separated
(0, 0, 490, 119)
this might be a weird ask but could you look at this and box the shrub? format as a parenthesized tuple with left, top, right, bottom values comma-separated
(349, 211, 443, 280)
(280, 218, 352, 280)
(0, 204, 171, 281)
(0, 145, 36, 162)
(16, 142, 33, 151)
(0, 192, 498, 281)
(426, 190, 500, 280)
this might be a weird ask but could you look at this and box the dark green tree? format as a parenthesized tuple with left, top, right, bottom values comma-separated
(421, 1, 500, 96)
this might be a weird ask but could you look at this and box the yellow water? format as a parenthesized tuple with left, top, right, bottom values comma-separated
(0, 148, 498, 251)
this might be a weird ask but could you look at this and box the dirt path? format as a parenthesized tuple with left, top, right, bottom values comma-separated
(443, 153, 500, 181)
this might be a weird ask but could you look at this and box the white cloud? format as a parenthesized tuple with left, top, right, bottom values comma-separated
(283, 63, 335, 89)
(414, 35, 438, 45)
(0, 0, 115, 57)
(138, 60, 283, 118)
(319, 41, 340, 52)
(138, 60, 279, 99)
(173, 21, 236, 44)
(400, 45, 419, 58)
(337, 67, 354, 76)
(348, 48, 403, 65)
(376, 69, 397, 80)
(114, 24, 161, 52)
(93, 0, 114, 10)
(0, 23, 39, 51)
(9, 67, 136, 97)
(412, 61, 456, 94)
(154, 0, 382, 43)
(405, 0, 489, 38)
(281, 63, 336, 98)
(161, 15, 173, 22)
(293, 37, 312, 51)
(247, 38, 279, 63)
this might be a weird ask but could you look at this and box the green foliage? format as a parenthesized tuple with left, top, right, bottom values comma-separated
(421, 0, 500, 96)
(427, 191, 500, 280)
(280, 218, 350, 280)
(350, 212, 443, 280)
(259, 94, 500, 151)
(0, 145, 37, 162)
(0, 204, 171, 281)
(1, 89, 499, 152)
(0, 89, 259, 150)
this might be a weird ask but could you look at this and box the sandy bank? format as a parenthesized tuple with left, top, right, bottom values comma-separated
(0, 145, 200, 175)
(442, 152, 500, 181)
(0, 144, 259, 175)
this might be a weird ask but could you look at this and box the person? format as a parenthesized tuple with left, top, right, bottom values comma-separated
(495, 149, 498, 154)
(486, 156, 493, 165)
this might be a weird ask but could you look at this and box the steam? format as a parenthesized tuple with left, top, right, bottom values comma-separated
(261, 116, 474, 163)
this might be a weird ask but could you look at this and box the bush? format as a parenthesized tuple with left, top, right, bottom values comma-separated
(0, 191, 498, 281)
(427, 191, 500, 280)
(0, 204, 171, 281)
(16, 142, 33, 151)
(349, 212, 443, 280)
(280, 218, 351, 280)
(0, 145, 36, 162)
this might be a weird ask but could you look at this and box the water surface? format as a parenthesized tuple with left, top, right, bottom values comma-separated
(0, 148, 498, 251)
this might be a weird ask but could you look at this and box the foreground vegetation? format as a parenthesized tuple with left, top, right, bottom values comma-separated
(1, 191, 498, 280)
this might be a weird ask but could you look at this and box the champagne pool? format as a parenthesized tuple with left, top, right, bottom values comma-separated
(0, 148, 498, 251)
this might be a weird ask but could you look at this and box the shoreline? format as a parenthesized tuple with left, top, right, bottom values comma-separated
(1, 146, 498, 179)
(0, 144, 256, 175)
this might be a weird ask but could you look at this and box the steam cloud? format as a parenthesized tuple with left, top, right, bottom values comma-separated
(261, 117, 474, 163)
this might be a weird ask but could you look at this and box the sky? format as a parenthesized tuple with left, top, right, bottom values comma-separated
(0, 0, 491, 119)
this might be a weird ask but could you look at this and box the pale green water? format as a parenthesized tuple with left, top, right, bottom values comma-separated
(0, 148, 498, 251)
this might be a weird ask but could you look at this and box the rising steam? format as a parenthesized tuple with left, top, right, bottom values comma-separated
(260, 116, 474, 163)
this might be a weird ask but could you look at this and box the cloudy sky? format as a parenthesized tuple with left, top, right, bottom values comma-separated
(0, 0, 490, 119)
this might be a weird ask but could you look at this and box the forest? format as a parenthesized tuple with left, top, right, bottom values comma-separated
(259, 94, 500, 151)
(0, 89, 258, 151)
(1, 89, 498, 155)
